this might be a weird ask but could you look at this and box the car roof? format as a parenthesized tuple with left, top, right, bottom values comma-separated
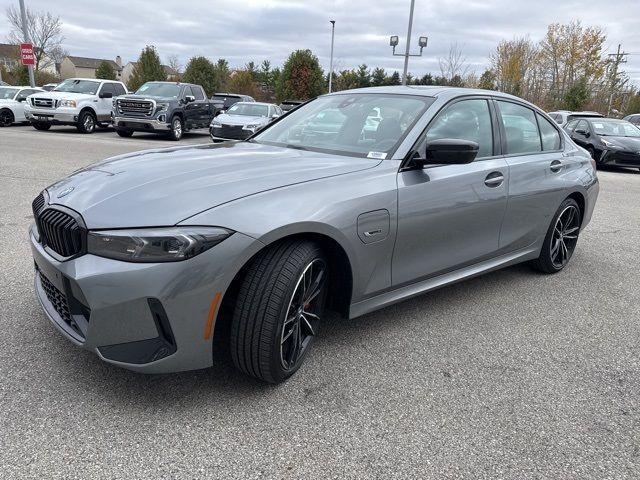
(66, 77, 121, 83)
(233, 101, 275, 107)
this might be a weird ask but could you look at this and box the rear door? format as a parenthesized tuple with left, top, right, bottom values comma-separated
(393, 97, 509, 285)
(191, 85, 208, 126)
(496, 100, 567, 251)
(182, 86, 198, 127)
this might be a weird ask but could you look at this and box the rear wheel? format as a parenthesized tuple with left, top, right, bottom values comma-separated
(167, 115, 183, 141)
(0, 109, 14, 127)
(77, 111, 96, 134)
(115, 128, 134, 137)
(530, 198, 581, 274)
(32, 122, 51, 131)
(230, 240, 328, 383)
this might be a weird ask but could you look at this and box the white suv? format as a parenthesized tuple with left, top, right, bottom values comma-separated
(24, 78, 127, 133)
(0, 85, 43, 126)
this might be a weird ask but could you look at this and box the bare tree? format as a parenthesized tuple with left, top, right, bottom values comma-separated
(167, 54, 182, 76)
(6, 5, 64, 71)
(439, 42, 469, 84)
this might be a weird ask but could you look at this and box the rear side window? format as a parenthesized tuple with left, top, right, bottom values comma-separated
(537, 113, 561, 151)
(497, 101, 541, 155)
(425, 98, 494, 158)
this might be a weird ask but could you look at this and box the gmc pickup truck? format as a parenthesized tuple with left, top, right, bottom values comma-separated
(113, 81, 215, 140)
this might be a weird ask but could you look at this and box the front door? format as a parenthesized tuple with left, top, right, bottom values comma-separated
(392, 97, 509, 286)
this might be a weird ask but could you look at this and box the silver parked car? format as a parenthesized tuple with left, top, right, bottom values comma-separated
(210, 101, 281, 141)
(30, 86, 599, 383)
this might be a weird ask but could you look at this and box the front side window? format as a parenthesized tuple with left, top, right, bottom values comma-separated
(574, 120, 590, 135)
(54, 79, 101, 95)
(112, 83, 126, 96)
(99, 83, 114, 96)
(564, 119, 579, 132)
(537, 113, 561, 151)
(497, 101, 541, 155)
(254, 93, 433, 158)
(192, 86, 204, 100)
(425, 98, 494, 158)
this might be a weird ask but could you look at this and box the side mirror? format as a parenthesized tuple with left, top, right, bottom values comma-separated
(17, 97, 26, 102)
(99, 92, 113, 99)
(414, 138, 478, 166)
(271, 114, 280, 119)
(184, 95, 195, 103)
(575, 128, 589, 137)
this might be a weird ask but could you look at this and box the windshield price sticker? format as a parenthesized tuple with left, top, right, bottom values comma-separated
(367, 151, 387, 159)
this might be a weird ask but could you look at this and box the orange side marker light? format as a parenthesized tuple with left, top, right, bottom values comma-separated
(204, 292, 222, 340)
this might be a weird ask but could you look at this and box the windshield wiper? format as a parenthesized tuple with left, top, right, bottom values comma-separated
(284, 144, 310, 151)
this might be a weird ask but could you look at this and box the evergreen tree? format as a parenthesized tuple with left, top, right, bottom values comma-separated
(95, 61, 116, 80)
(128, 46, 166, 91)
(215, 59, 230, 91)
(355, 64, 371, 88)
(183, 56, 217, 96)
(371, 67, 387, 87)
(387, 71, 401, 86)
(276, 49, 325, 101)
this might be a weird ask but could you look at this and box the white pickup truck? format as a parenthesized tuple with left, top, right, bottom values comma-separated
(24, 78, 127, 133)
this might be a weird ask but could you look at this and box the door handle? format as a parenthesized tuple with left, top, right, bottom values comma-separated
(550, 160, 562, 173)
(484, 172, 504, 187)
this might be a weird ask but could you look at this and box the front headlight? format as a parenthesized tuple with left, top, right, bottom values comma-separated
(244, 124, 260, 130)
(211, 120, 222, 128)
(87, 227, 233, 262)
(601, 138, 623, 149)
(59, 99, 76, 108)
(156, 103, 169, 112)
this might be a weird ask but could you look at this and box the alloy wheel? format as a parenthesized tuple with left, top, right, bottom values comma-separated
(172, 117, 182, 139)
(280, 258, 326, 370)
(0, 110, 13, 127)
(83, 114, 95, 133)
(550, 204, 580, 268)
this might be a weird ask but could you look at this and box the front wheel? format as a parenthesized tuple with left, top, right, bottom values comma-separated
(32, 122, 51, 131)
(115, 128, 134, 137)
(530, 198, 581, 274)
(167, 115, 183, 141)
(77, 111, 96, 134)
(230, 240, 328, 383)
(0, 109, 14, 127)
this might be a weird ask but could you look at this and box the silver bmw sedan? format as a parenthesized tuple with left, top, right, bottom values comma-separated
(30, 86, 599, 383)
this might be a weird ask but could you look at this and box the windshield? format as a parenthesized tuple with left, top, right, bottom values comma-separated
(54, 79, 101, 95)
(592, 120, 640, 137)
(253, 93, 433, 158)
(0, 87, 19, 100)
(228, 103, 268, 117)
(135, 82, 181, 98)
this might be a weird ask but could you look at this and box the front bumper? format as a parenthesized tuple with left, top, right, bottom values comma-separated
(24, 106, 78, 125)
(600, 149, 640, 168)
(113, 115, 171, 132)
(210, 125, 256, 141)
(30, 226, 262, 373)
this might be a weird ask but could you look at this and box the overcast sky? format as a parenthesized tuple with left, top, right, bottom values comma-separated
(2, 0, 639, 83)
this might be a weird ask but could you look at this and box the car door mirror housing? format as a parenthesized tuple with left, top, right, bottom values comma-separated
(416, 138, 479, 166)
(185, 95, 195, 103)
(575, 128, 589, 137)
(99, 92, 113, 99)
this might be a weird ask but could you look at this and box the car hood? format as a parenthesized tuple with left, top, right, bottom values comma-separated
(29, 91, 96, 101)
(215, 114, 269, 126)
(45, 142, 380, 229)
(601, 136, 640, 151)
(118, 94, 175, 102)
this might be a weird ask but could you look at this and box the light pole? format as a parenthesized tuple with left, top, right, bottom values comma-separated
(389, 0, 428, 85)
(19, 0, 36, 87)
(328, 20, 335, 93)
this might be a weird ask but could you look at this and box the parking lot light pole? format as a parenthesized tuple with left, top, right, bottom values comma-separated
(19, 0, 36, 87)
(329, 20, 336, 93)
(389, 0, 428, 86)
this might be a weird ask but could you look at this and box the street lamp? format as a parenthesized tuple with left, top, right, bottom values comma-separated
(389, 0, 428, 85)
(328, 20, 336, 93)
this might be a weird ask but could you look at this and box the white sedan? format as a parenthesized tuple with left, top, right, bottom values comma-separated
(0, 85, 43, 127)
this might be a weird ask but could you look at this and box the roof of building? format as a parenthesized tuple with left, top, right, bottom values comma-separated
(66, 56, 121, 71)
(0, 43, 19, 59)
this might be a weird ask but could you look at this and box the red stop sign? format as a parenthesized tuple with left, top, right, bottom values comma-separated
(20, 43, 35, 66)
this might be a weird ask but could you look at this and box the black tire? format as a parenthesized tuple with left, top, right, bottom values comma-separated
(530, 198, 581, 274)
(167, 115, 183, 141)
(587, 146, 598, 163)
(77, 110, 96, 134)
(115, 128, 134, 138)
(32, 122, 51, 131)
(230, 240, 328, 383)
(0, 108, 14, 127)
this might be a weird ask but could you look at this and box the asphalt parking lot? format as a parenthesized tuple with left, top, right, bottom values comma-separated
(1, 124, 639, 479)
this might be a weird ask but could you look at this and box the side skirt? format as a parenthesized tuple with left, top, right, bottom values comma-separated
(349, 246, 538, 319)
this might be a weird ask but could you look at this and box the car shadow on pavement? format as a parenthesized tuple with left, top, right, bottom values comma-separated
(40, 262, 537, 409)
